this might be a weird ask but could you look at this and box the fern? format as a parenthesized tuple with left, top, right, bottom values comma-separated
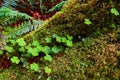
(28, 0, 36, 9)
(0, 7, 43, 39)
(7, 20, 43, 38)
(0, 0, 67, 38)
(48, 1, 67, 13)
(0, 7, 32, 27)
(1, 0, 18, 9)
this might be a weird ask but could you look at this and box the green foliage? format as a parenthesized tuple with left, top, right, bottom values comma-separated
(56, 36, 62, 43)
(1, 0, 67, 15)
(44, 55, 53, 62)
(0, 7, 43, 39)
(45, 37, 52, 43)
(27, 47, 39, 56)
(53, 34, 73, 47)
(51, 45, 63, 54)
(0, 0, 73, 72)
(84, 18, 92, 25)
(0, 7, 32, 26)
(61, 37, 67, 43)
(0, 34, 73, 73)
(11, 56, 20, 64)
(66, 35, 73, 40)
(19, 47, 25, 52)
(43, 46, 51, 55)
(66, 40, 73, 47)
(1, 0, 18, 9)
(16, 38, 26, 46)
(7, 39, 16, 45)
(26, 40, 42, 57)
(1, 1, 120, 79)
(110, 8, 119, 16)
(0, 50, 3, 55)
(32, 40, 40, 46)
(0, 3, 46, 38)
(7, 20, 43, 39)
(4, 45, 14, 53)
(44, 66, 52, 74)
(48, 1, 67, 13)
(39, 0, 67, 13)
(30, 63, 39, 72)
(36, 45, 43, 52)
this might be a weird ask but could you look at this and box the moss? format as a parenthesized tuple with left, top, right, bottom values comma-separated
(1, 0, 120, 80)
(0, 67, 39, 80)
(0, 26, 120, 80)
(23, 0, 120, 44)
(47, 28, 120, 80)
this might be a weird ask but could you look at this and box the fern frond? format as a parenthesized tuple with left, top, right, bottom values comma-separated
(48, 1, 67, 13)
(1, 0, 18, 9)
(7, 20, 44, 39)
(0, 7, 43, 39)
(0, 8, 32, 19)
(0, 7, 32, 27)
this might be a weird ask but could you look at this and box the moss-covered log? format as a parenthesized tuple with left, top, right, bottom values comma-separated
(23, 0, 120, 42)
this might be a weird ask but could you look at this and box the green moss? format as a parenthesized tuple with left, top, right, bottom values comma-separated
(23, 0, 120, 43)
(1, 27, 120, 80)
(1, 0, 120, 80)
(47, 28, 120, 79)
(0, 67, 39, 80)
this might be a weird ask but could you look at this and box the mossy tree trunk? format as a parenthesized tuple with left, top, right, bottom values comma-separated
(23, 0, 120, 43)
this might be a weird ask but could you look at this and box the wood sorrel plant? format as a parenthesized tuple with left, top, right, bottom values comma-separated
(0, 34, 73, 73)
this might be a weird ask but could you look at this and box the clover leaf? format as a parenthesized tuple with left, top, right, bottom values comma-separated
(45, 37, 52, 43)
(51, 45, 62, 54)
(111, 8, 119, 16)
(16, 38, 26, 46)
(42, 46, 51, 55)
(30, 63, 39, 72)
(44, 66, 52, 74)
(27, 47, 33, 53)
(0, 50, 3, 55)
(19, 46, 25, 52)
(56, 36, 62, 43)
(11, 56, 20, 64)
(32, 40, 40, 46)
(44, 55, 53, 62)
(27, 47, 39, 56)
(66, 35, 73, 40)
(36, 45, 43, 52)
(5, 45, 14, 53)
(31, 48, 39, 56)
(66, 40, 73, 47)
(84, 18, 92, 25)
(61, 37, 67, 43)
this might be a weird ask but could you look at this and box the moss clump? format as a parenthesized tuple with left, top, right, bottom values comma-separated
(1, 27, 120, 80)
(43, 27, 120, 80)
(23, 0, 120, 43)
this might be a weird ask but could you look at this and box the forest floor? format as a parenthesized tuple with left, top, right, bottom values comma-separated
(0, 27, 120, 80)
